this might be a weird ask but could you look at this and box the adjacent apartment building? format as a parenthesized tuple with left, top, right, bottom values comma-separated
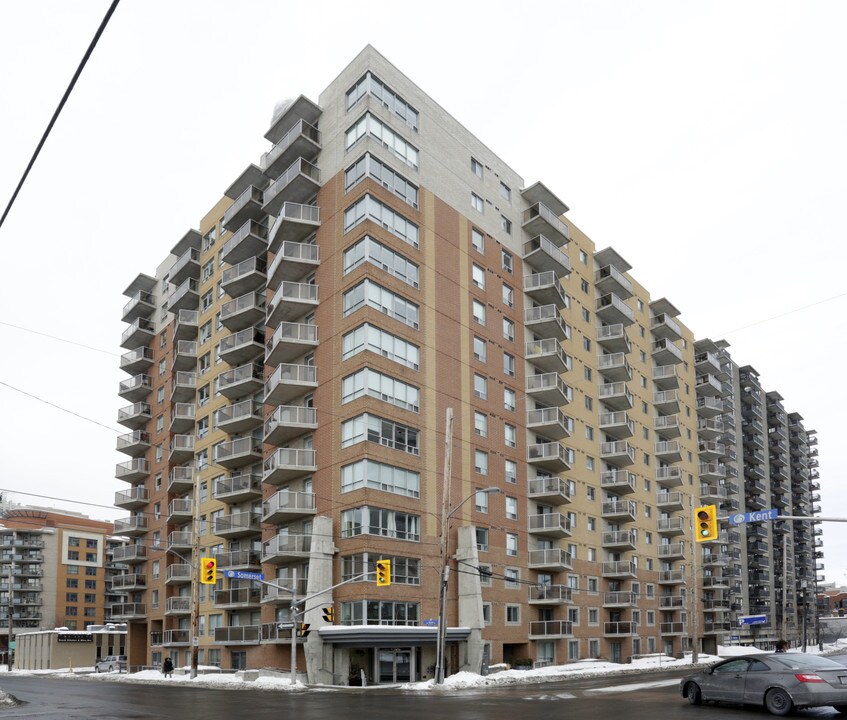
(114, 45, 823, 683)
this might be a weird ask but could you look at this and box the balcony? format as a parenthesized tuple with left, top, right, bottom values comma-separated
(526, 407, 570, 440)
(523, 272, 569, 308)
(604, 621, 639, 637)
(118, 374, 152, 402)
(524, 305, 569, 340)
(262, 159, 321, 216)
(702, 552, 729, 568)
(114, 487, 148, 510)
(222, 186, 264, 232)
(167, 499, 193, 524)
(262, 533, 312, 564)
(528, 513, 571, 538)
(529, 585, 573, 605)
(521, 202, 569, 246)
(527, 477, 571, 504)
(600, 469, 636, 494)
(120, 346, 154, 375)
(656, 466, 683, 488)
(525, 373, 569, 407)
(263, 448, 317, 485)
(262, 118, 321, 177)
(267, 281, 319, 326)
(697, 397, 724, 417)
(170, 247, 200, 285)
(216, 399, 263, 435)
(120, 318, 155, 351)
(699, 462, 726, 481)
(267, 226, 321, 279)
(652, 365, 679, 390)
(653, 390, 680, 414)
(658, 542, 686, 560)
(171, 340, 197, 372)
(698, 441, 725, 461)
(527, 548, 572, 571)
(117, 402, 151, 430)
(213, 473, 263, 504)
(658, 569, 686, 585)
(221, 291, 266, 332)
(265, 322, 319, 366)
(165, 564, 192, 585)
(122, 289, 156, 324)
(264, 405, 318, 445)
(169, 403, 195, 434)
(168, 466, 194, 493)
(597, 353, 631, 382)
(703, 575, 730, 589)
(264, 363, 318, 405)
(697, 417, 724, 440)
(695, 351, 722, 375)
(113, 517, 148, 537)
(116, 430, 150, 457)
(696, 374, 723, 397)
(657, 517, 686, 536)
(112, 544, 147, 564)
(599, 441, 636, 467)
(601, 499, 637, 522)
(221, 256, 267, 298)
(699, 484, 727, 503)
(598, 382, 633, 411)
(168, 277, 199, 314)
(601, 560, 637, 578)
(522, 235, 571, 275)
(602, 530, 636, 550)
(173, 309, 198, 341)
(167, 531, 192, 552)
(214, 437, 263, 470)
(654, 414, 681, 440)
(599, 411, 634, 440)
(162, 629, 191, 647)
(596, 324, 631, 354)
(660, 622, 687, 636)
(222, 219, 268, 266)
(115, 458, 149, 483)
(651, 313, 682, 341)
(529, 620, 573, 639)
(657, 491, 685, 511)
(652, 338, 684, 365)
(213, 511, 261, 539)
(596, 293, 634, 326)
(603, 591, 638, 608)
(169, 434, 194, 464)
(525, 338, 570, 374)
(170, 371, 196, 403)
(214, 587, 262, 610)
(215, 363, 263, 400)
(110, 603, 146, 620)
(217, 549, 262, 571)
(218, 329, 264, 369)
(655, 440, 683, 463)
(527, 442, 571, 472)
(263, 490, 317, 524)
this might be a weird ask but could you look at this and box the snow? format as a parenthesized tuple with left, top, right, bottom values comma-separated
(1, 640, 845, 692)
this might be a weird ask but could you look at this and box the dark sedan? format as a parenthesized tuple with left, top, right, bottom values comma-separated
(681, 653, 847, 715)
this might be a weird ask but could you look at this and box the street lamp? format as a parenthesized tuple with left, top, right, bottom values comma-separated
(434, 486, 501, 685)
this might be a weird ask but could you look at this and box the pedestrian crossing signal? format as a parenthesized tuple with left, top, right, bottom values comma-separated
(200, 557, 217, 584)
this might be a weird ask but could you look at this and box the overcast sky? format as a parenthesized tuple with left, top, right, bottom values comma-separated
(1, 1, 845, 588)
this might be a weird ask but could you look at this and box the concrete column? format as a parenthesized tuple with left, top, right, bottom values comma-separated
(455, 525, 484, 674)
(303, 515, 337, 684)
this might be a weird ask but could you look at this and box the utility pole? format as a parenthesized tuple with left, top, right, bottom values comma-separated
(689, 512, 699, 665)
(189, 477, 202, 679)
(6, 555, 14, 671)
(289, 567, 298, 686)
(435, 407, 454, 685)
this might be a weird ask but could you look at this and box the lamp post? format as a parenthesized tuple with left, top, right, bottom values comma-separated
(434, 485, 501, 685)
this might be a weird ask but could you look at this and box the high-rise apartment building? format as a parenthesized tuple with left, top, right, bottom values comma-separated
(114, 46, 823, 682)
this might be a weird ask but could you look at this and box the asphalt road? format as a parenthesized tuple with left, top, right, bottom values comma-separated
(0, 665, 843, 720)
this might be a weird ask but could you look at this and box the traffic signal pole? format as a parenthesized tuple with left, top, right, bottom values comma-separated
(189, 477, 201, 680)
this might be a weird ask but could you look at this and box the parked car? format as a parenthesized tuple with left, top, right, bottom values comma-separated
(95, 655, 127, 673)
(681, 653, 847, 716)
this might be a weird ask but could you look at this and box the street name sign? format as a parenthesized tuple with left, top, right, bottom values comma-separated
(224, 570, 265, 581)
(738, 614, 768, 626)
(729, 509, 778, 526)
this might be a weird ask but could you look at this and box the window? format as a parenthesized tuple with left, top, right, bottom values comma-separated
(472, 300, 486, 325)
(343, 279, 419, 328)
(581, 307, 590, 322)
(502, 317, 515, 341)
(475, 489, 490, 513)
(583, 337, 591, 351)
(341, 600, 420, 627)
(506, 533, 518, 556)
(585, 425, 594, 440)
(579, 250, 588, 264)
(476, 527, 489, 552)
(342, 323, 420, 370)
(503, 352, 515, 377)
(471, 192, 484, 213)
(471, 227, 484, 252)
(505, 459, 517, 484)
(345, 153, 419, 207)
(588, 608, 599, 625)
(346, 191, 420, 247)
(200, 290, 213, 312)
(585, 396, 593, 411)
(504, 387, 516, 411)
(340, 459, 420, 498)
(568, 607, 580, 625)
(473, 336, 487, 362)
(345, 113, 419, 168)
(506, 605, 520, 624)
(341, 368, 420, 412)
(343, 236, 419, 287)
(587, 576, 599, 592)
(196, 416, 208, 439)
(199, 320, 212, 344)
(587, 517, 596, 531)
(504, 423, 516, 448)
(504, 568, 519, 588)
(501, 250, 513, 272)
(474, 374, 487, 400)
(474, 411, 488, 437)
(500, 216, 512, 235)
(160, 331, 167, 348)
(587, 486, 595, 500)
(499, 182, 511, 201)
(478, 565, 493, 586)
(346, 72, 418, 130)
(471, 157, 483, 178)
(341, 506, 420, 541)
(156, 415, 164, 433)
(471, 263, 485, 289)
(341, 414, 420, 455)
(505, 496, 518, 520)
(157, 386, 165, 404)
(198, 384, 210, 406)
(474, 450, 488, 475)
(502, 284, 514, 307)
(202, 227, 216, 251)
(586, 456, 595, 471)
(202, 259, 214, 282)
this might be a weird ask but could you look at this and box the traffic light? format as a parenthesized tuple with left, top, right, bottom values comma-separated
(322, 606, 334, 623)
(200, 557, 217, 584)
(297, 623, 311, 638)
(376, 559, 391, 586)
(694, 505, 719, 543)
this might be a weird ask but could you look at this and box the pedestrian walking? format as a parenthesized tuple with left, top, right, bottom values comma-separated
(163, 657, 174, 677)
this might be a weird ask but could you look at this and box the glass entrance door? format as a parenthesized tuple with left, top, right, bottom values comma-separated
(377, 648, 412, 684)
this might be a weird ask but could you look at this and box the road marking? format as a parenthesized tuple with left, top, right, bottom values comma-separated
(587, 678, 680, 693)
(526, 693, 576, 700)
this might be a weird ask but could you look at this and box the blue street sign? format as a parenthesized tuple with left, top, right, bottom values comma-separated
(224, 570, 265, 581)
(738, 614, 768, 626)
(729, 509, 779, 526)
(423, 619, 438, 626)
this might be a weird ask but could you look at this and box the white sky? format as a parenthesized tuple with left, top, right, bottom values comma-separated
(0, 1, 845, 590)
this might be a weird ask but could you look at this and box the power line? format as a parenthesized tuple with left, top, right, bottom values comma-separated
(0, 0, 121, 231)
(0, 379, 122, 433)
(0, 320, 118, 356)
(718, 290, 847, 337)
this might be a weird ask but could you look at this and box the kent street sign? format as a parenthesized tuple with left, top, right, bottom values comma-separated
(729, 509, 778, 526)
(224, 570, 265, 581)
